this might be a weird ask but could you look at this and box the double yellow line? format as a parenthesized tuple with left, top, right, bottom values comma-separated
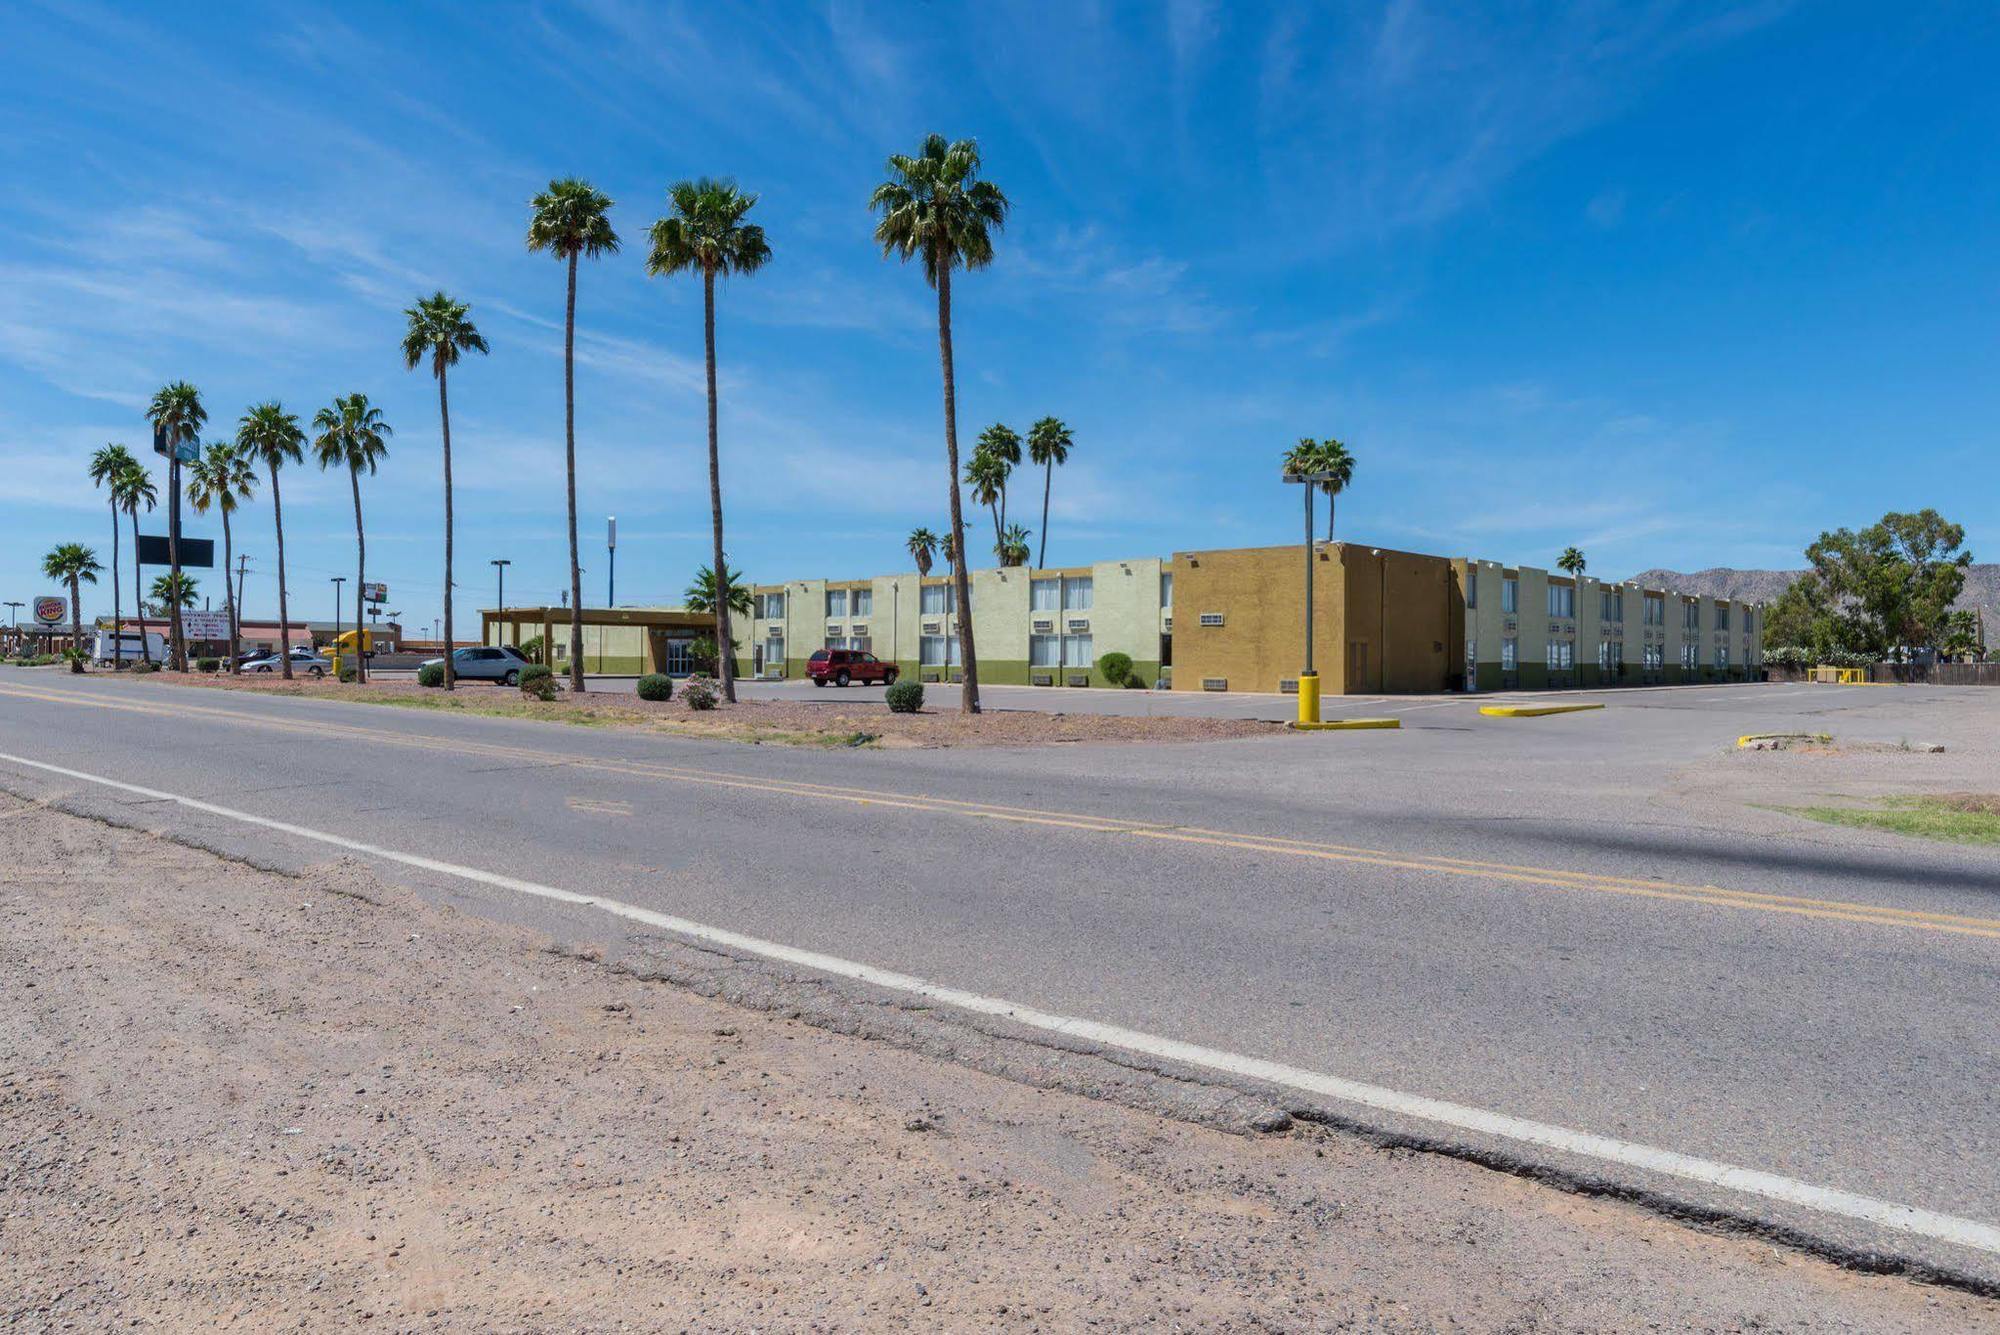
(3, 678, 1996, 942)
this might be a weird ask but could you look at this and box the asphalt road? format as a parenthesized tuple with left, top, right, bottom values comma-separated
(4, 668, 1998, 1285)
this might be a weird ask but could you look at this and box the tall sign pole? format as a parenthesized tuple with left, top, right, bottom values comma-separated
(1282, 465, 1330, 726)
(606, 516, 617, 609)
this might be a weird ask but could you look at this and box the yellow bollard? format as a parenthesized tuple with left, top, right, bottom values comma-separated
(1297, 671, 1320, 725)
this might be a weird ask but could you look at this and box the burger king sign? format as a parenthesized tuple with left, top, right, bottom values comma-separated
(33, 596, 66, 626)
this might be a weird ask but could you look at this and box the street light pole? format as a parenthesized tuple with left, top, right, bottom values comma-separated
(332, 576, 345, 653)
(490, 558, 510, 648)
(606, 516, 617, 609)
(1282, 465, 1331, 726)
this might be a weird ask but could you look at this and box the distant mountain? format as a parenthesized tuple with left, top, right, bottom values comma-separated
(1626, 564, 2000, 629)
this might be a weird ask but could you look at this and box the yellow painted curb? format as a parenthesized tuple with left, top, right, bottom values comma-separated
(1479, 703, 1605, 718)
(1737, 732, 1832, 748)
(1288, 717, 1402, 731)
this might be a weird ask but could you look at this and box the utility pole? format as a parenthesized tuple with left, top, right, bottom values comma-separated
(491, 558, 510, 648)
(607, 516, 617, 608)
(332, 576, 345, 653)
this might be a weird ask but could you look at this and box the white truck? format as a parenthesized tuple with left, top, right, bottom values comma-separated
(92, 629, 166, 664)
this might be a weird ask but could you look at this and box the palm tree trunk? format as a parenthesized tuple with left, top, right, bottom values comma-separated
(168, 458, 185, 672)
(936, 260, 979, 714)
(704, 265, 737, 704)
(220, 507, 237, 674)
(564, 251, 585, 693)
(1038, 461, 1052, 569)
(1327, 494, 1336, 545)
(130, 508, 149, 664)
(439, 363, 456, 691)
(272, 464, 293, 681)
(351, 467, 368, 685)
(109, 498, 122, 668)
(69, 577, 81, 660)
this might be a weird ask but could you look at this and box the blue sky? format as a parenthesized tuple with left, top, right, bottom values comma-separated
(5, 1, 1997, 631)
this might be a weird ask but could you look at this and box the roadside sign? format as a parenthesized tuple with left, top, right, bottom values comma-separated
(137, 535, 215, 568)
(362, 582, 387, 604)
(181, 610, 232, 640)
(33, 596, 65, 625)
(152, 423, 197, 462)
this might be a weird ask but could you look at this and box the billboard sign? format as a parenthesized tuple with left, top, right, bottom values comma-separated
(33, 596, 66, 625)
(362, 582, 388, 604)
(152, 423, 197, 462)
(137, 535, 215, 568)
(181, 610, 233, 641)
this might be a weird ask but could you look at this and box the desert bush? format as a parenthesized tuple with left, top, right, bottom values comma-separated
(520, 669, 556, 701)
(338, 664, 359, 683)
(681, 673, 719, 711)
(636, 672, 673, 702)
(129, 659, 156, 674)
(884, 679, 925, 714)
(196, 657, 221, 673)
(417, 662, 445, 688)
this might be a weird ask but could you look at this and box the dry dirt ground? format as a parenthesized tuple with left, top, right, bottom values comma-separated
(140, 670, 1280, 749)
(3, 795, 1992, 1332)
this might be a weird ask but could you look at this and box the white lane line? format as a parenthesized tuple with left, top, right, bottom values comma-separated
(4, 746, 1997, 1258)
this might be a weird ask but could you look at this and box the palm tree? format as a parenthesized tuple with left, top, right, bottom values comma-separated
(975, 423, 1020, 534)
(1025, 416, 1072, 569)
(1316, 438, 1356, 543)
(870, 133, 1009, 714)
(149, 571, 198, 611)
(684, 562, 753, 619)
(402, 292, 489, 691)
(939, 528, 959, 571)
(187, 441, 256, 672)
(648, 178, 770, 706)
(145, 381, 206, 669)
(998, 523, 1031, 568)
(528, 179, 620, 695)
(1558, 546, 1587, 579)
(964, 447, 1008, 552)
(906, 527, 939, 577)
(313, 394, 393, 683)
(41, 543, 101, 663)
(237, 402, 306, 680)
(112, 463, 158, 663)
(88, 444, 140, 665)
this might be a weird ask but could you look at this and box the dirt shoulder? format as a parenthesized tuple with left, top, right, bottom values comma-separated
(122, 669, 1282, 748)
(3, 796, 1987, 1331)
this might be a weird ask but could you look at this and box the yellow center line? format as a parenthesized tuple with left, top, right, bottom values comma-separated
(3, 679, 1995, 941)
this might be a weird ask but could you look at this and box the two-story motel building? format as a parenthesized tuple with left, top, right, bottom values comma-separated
(481, 541, 1762, 694)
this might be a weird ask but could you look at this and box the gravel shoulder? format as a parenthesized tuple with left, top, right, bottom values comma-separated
(127, 669, 1285, 748)
(4, 795, 1991, 1330)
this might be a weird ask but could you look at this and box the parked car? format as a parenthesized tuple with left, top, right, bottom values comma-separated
(421, 645, 534, 685)
(243, 647, 331, 677)
(807, 648, 898, 687)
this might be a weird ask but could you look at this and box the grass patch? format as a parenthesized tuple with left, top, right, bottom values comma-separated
(1789, 795, 2000, 846)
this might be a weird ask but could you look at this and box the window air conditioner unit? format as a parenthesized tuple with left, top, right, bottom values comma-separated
(1032, 619, 1054, 633)
(1201, 677, 1228, 691)
(1279, 678, 1298, 694)
(1031, 673, 1054, 686)
(1067, 618, 1089, 631)
(922, 620, 941, 634)
(1198, 612, 1224, 627)
(1066, 673, 1089, 686)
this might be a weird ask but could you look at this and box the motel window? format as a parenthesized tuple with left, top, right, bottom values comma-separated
(1716, 645, 1729, 669)
(1159, 572, 1173, 608)
(824, 636, 847, 652)
(1061, 633, 1094, 667)
(1063, 576, 1093, 611)
(1546, 642, 1560, 670)
(1682, 643, 1698, 669)
(1716, 604, 1730, 631)
(1160, 633, 1173, 667)
(1029, 634, 1060, 668)
(1501, 637, 1518, 670)
(1683, 600, 1700, 631)
(755, 592, 783, 619)
(920, 635, 949, 666)
(825, 589, 847, 619)
(1501, 578, 1519, 614)
(919, 583, 952, 616)
(1547, 584, 1575, 618)
(948, 635, 962, 666)
(1644, 595, 1664, 626)
(1031, 578, 1060, 612)
(1601, 590, 1622, 621)
(852, 588, 873, 618)
(850, 636, 872, 655)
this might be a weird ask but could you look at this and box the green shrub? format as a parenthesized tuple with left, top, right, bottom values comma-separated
(521, 663, 553, 687)
(196, 657, 221, 673)
(1097, 651, 1134, 688)
(636, 672, 673, 702)
(521, 634, 545, 664)
(1820, 648, 1874, 670)
(1763, 646, 1809, 669)
(884, 679, 925, 714)
(66, 648, 90, 674)
(338, 664, 359, 683)
(521, 673, 557, 702)
(417, 662, 445, 688)
(682, 673, 719, 711)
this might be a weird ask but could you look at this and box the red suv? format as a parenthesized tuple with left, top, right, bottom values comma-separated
(808, 648, 899, 687)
